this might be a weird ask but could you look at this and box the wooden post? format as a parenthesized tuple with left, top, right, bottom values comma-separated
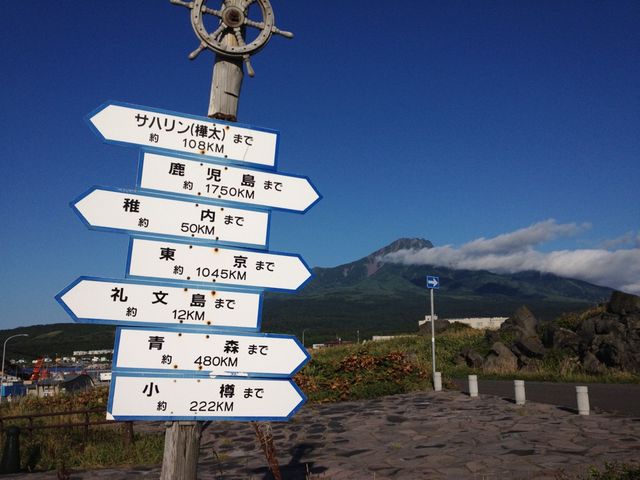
(163, 2, 291, 477)
(122, 421, 135, 446)
(160, 421, 202, 480)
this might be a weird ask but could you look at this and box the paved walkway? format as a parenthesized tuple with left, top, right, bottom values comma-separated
(5, 388, 640, 479)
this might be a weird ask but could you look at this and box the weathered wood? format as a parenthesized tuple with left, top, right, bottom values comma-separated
(209, 0, 244, 121)
(160, 421, 202, 480)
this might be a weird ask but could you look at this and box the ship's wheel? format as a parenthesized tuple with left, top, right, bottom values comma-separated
(171, 0, 293, 77)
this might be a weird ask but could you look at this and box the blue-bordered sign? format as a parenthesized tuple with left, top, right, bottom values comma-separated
(56, 277, 263, 332)
(107, 372, 306, 422)
(72, 186, 270, 248)
(426, 276, 440, 289)
(138, 151, 321, 214)
(87, 101, 279, 169)
(112, 327, 309, 377)
(126, 237, 313, 292)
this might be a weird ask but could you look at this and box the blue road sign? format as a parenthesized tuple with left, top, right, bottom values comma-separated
(426, 276, 440, 289)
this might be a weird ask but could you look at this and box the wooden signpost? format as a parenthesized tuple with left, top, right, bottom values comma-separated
(58, 2, 310, 479)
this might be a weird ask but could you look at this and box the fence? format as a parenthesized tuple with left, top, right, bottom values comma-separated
(0, 408, 134, 445)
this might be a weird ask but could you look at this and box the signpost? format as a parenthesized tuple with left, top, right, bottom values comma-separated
(59, 2, 308, 478)
(87, 102, 279, 168)
(126, 238, 312, 291)
(108, 373, 305, 421)
(72, 187, 270, 247)
(57, 277, 262, 331)
(112, 327, 309, 377)
(139, 152, 320, 213)
(426, 275, 440, 385)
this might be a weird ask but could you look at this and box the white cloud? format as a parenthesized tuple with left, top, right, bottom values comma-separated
(382, 220, 640, 295)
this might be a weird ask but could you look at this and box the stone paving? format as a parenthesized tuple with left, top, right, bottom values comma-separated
(5, 389, 640, 479)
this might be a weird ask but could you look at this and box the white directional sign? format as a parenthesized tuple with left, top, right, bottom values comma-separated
(426, 276, 440, 289)
(56, 278, 262, 331)
(88, 102, 279, 168)
(139, 152, 321, 213)
(108, 373, 306, 421)
(113, 327, 309, 377)
(127, 238, 313, 291)
(72, 187, 269, 247)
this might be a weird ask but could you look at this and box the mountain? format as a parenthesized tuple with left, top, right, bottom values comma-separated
(0, 238, 613, 357)
(262, 238, 612, 344)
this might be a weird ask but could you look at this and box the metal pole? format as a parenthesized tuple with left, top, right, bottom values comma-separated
(302, 328, 309, 348)
(430, 288, 436, 385)
(1, 334, 28, 402)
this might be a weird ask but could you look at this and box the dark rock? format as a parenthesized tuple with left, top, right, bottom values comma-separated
(593, 334, 626, 368)
(500, 306, 538, 339)
(482, 342, 518, 373)
(578, 316, 597, 343)
(551, 327, 582, 354)
(484, 329, 500, 345)
(582, 351, 606, 374)
(594, 315, 625, 335)
(514, 336, 546, 359)
(418, 319, 452, 336)
(608, 291, 640, 315)
(458, 349, 484, 368)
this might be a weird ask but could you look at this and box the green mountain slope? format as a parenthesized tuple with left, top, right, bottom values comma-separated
(1, 239, 612, 356)
(262, 238, 611, 344)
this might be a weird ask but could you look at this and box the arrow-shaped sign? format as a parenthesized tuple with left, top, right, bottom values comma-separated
(87, 102, 279, 168)
(426, 276, 440, 289)
(56, 277, 262, 331)
(139, 152, 321, 214)
(113, 327, 309, 377)
(72, 187, 269, 248)
(126, 238, 313, 292)
(108, 373, 306, 421)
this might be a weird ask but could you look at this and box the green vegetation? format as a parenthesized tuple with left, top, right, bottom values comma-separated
(295, 329, 487, 402)
(295, 329, 640, 404)
(0, 387, 164, 473)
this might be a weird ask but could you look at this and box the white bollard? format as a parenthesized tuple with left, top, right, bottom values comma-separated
(576, 386, 590, 415)
(468, 374, 478, 397)
(514, 380, 526, 405)
(433, 372, 442, 391)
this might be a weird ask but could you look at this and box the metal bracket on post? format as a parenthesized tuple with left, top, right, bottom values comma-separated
(171, 0, 293, 120)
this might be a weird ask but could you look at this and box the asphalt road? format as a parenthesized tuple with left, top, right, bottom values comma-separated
(452, 378, 640, 417)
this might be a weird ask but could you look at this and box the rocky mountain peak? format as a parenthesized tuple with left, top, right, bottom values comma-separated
(367, 238, 433, 261)
(360, 238, 432, 277)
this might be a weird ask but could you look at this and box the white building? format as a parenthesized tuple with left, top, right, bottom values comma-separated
(419, 316, 508, 330)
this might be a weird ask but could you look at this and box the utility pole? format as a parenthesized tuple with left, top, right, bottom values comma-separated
(164, 2, 293, 479)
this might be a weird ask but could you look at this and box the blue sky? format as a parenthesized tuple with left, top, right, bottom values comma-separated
(1, 1, 639, 328)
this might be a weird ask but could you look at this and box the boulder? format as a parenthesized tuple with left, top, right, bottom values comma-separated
(577, 316, 597, 343)
(582, 351, 606, 375)
(458, 348, 484, 369)
(514, 336, 546, 359)
(592, 334, 626, 368)
(418, 319, 452, 336)
(500, 306, 538, 339)
(550, 327, 582, 354)
(594, 314, 625, 335)
(608, 291, 640, 315)
(482, 342, 518, 373)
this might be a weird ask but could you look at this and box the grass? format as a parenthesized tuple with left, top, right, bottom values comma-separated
(295, 329, 640, 404)
(0, 387, 165, 473)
